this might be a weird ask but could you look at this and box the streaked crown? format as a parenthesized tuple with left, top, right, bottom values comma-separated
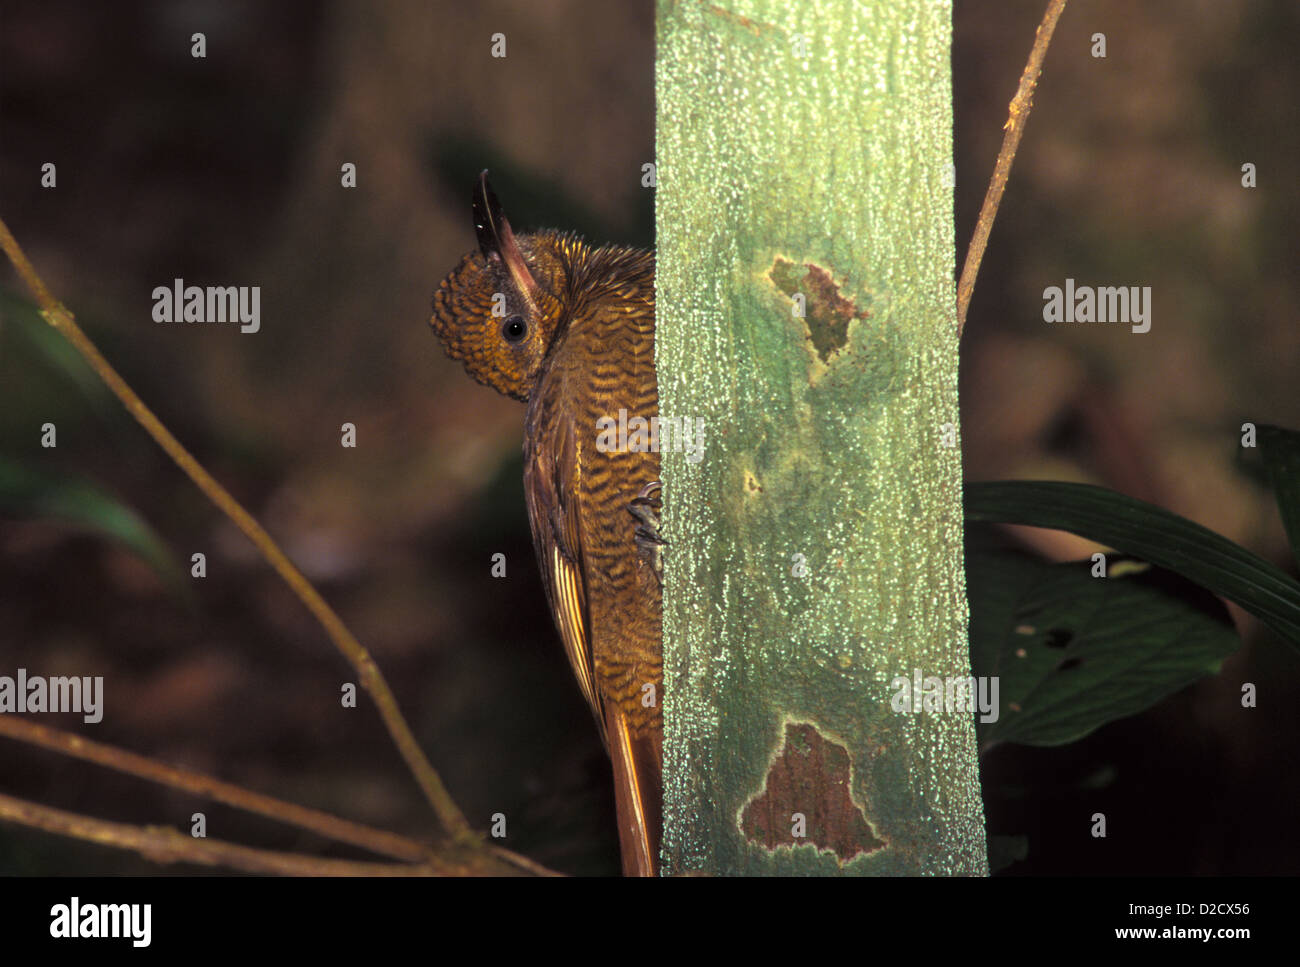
(430, 172, 567, 402)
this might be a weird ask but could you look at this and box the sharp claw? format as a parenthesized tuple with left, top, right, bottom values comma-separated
(630, 481, 666, 585)
(629, 507, 663, 538)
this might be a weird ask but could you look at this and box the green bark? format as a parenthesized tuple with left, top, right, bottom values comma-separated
(656, 0, 986, 875)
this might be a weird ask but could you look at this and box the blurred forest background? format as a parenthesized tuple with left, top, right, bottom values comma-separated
(0, 0, 1296, 875)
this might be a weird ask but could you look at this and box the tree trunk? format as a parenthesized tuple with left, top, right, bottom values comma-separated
(656, 0, 986, 875)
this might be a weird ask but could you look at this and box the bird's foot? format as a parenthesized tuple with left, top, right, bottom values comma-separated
(629, 481, 665, 585)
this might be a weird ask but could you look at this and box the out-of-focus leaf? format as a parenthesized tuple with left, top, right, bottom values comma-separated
(0, 456, 184, 595)
(0, 289, 113, 407)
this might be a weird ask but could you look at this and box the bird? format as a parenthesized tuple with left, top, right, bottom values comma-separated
(430, 171, 663, 875)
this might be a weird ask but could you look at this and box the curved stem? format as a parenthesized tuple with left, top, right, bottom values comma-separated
(0, 214, 472, 842)
(957, 0, 1069, 335)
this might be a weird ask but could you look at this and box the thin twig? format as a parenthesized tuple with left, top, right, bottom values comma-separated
(0, 214, 473, 843)
(956, 0, 1068, 335)
(0, 716, 429, 862)
(0, 716, 560, 874)
(0, 791, 466, 875)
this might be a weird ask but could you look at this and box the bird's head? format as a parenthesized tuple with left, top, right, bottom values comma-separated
(430, 172, 571, 402)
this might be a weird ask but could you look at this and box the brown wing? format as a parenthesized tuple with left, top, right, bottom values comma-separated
(522, 393, 604, 739)
(522, 375, 659, 875)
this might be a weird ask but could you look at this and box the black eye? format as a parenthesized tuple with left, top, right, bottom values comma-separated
(501, 315, 528, 344)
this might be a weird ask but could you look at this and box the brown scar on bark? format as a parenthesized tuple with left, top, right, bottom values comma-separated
(768, 257, 868, 364)
(738, 720, 886, 864)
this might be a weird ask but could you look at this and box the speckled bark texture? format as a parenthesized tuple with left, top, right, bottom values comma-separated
(656, 0, 987, 875)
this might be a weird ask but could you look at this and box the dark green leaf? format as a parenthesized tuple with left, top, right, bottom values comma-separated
(1258, 424, 1300, 574)
(965, 481, 1300, 650)
(968, 546, 1236, 749)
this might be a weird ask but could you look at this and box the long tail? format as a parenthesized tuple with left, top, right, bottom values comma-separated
(605, 706, 663, 876)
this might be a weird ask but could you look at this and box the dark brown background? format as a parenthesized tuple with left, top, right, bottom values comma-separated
(0, 0, 1296, 875)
